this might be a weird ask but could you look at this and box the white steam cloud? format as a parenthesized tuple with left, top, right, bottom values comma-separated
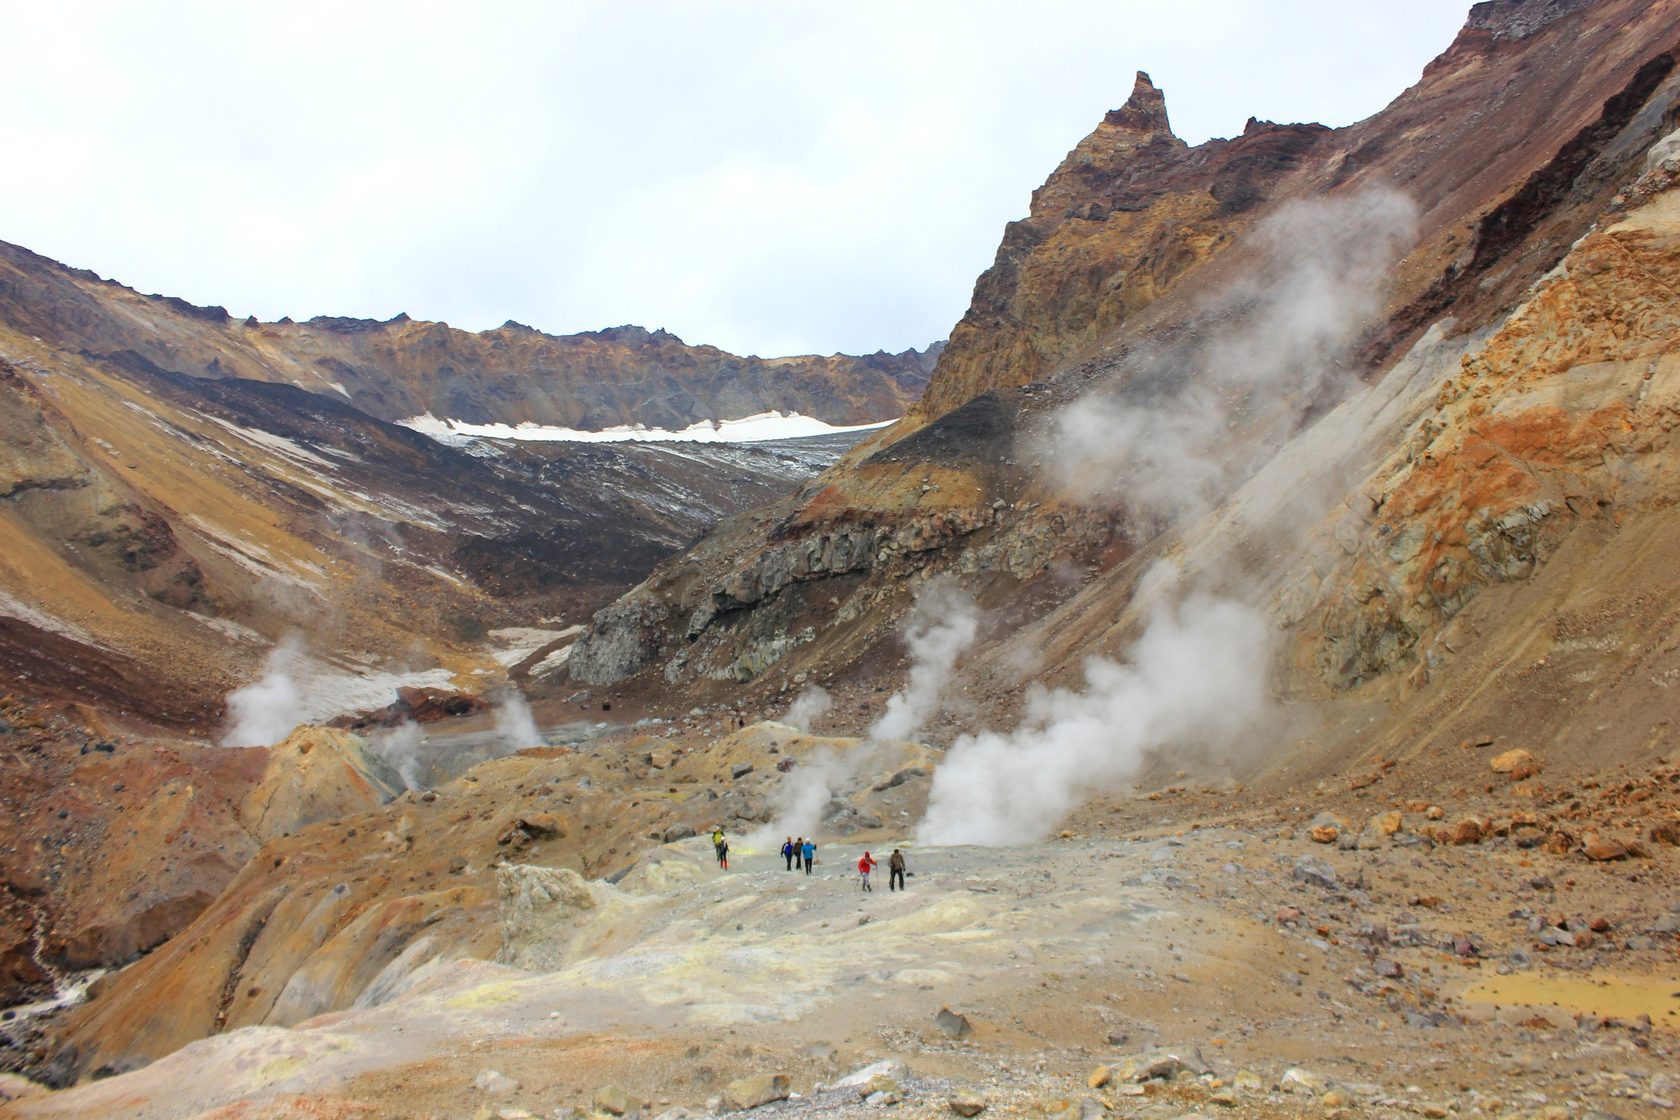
(493, 689, 541, 749)
(918, 590, 1272, 845)
(745, 746, 855, 849)
(918, 187, 1418, 845)
(219, 635, 305, 746)
(1046, 186, 1418, 529)
(368, 720, 427, 789)
(782, 685, 833, 733)
(870, 580, 981, 742)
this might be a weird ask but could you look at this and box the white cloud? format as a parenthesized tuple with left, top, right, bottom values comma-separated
(0, 1, 1471, 357)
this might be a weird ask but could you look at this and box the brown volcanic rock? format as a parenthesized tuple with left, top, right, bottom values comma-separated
(0, 245, 936, 430)
(240, 727, 405, 842)
(0, 701, 266, 1001)
(909, 0, 1680, 429)
(331, 687, 489, 730)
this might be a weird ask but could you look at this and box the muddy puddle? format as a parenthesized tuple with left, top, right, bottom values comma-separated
(1457, 971, 1680, 1028)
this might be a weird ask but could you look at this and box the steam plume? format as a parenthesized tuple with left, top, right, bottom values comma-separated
(1045, 186, 1418, 530)
(493, 688, 541, 748)
(745, 746, 855, 848)
(368, 720, 427, 789)
(220, 635, 305, 746)
(870, 580, 981, 742)
(918, 187, 1417, 845)
(918, 589, 1272, 845)
(783, 685, 833, 733)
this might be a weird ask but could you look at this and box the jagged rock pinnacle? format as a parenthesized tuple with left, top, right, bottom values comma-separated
(1103, 71, 1172, 135)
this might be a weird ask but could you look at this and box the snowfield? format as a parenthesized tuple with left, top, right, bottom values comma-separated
(400, 410, 896, 445)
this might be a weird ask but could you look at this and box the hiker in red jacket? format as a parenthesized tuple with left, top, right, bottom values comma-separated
(858, 851, 877, 892)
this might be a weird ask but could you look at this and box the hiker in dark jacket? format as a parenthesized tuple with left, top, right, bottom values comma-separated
(782, 836, 796, 871)
(888, 848, 907, 891)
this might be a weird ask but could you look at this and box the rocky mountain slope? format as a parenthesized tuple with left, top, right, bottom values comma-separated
(0, 241, 937, 431)
(565, 0, 1680, 774)
(0, 331, 867, 733)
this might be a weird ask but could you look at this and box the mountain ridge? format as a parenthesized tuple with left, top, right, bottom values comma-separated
(0, 238, 939, 432)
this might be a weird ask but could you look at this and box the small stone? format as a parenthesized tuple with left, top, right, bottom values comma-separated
(1087, 1067, 1112, 1089)
(1311, 825, 1340, 844)
(731, 762, 754, 780)
(948, 1095, 986, 1117)
(1232, 1071, 1264, 1092)
(1451, 819, 1484, 845)
(1374, 958, 1403, 979)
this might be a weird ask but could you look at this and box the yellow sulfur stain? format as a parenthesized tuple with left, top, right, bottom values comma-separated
(1458, 973, 1680, 1029)
(444, 981, 524, 1010)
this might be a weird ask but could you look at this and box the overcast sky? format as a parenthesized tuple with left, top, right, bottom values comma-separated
(4, 2, 1473, 359)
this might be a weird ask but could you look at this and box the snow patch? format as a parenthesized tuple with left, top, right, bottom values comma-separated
(399, 411, 896, 445)
(221, 637, 459, 746)
(0, 591, 109, 650)
(200, 414, 338, 470)
(486, 625, 581, 668)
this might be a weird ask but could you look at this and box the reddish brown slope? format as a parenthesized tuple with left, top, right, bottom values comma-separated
(0, 243, 936, 430)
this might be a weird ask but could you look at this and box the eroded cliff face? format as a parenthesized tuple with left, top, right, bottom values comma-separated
(0, 243, 936, 430)
(567, 0, 1680, 736)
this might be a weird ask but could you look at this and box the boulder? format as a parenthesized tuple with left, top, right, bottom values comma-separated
(722, 1074, 790, 1111)
(1584, 837, 1629, 861)
(496, 864, 599, 970)
(831, 1060, 909, 1090)
(1114, 1050, 1183, 1083)
(1280, 1068, 1328, 1094)
(1490, 749, 1540, 778)
(934, 1007, 973, 1039)
(1450, 818, 1485, 845)
(1292, 856, 1338, 890)
(594, 1085, 639, 1116)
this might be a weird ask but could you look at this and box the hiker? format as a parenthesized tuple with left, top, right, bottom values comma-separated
(888, 848, 906, 891)
(783, 836, 798, 871)
(717, 835, 730, 870)
(801, 837, 815, 874)
(712, 827, 725, 863)
(858, 850, 877, 892)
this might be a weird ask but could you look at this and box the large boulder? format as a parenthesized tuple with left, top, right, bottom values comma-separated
(496, 864, 601, 971)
